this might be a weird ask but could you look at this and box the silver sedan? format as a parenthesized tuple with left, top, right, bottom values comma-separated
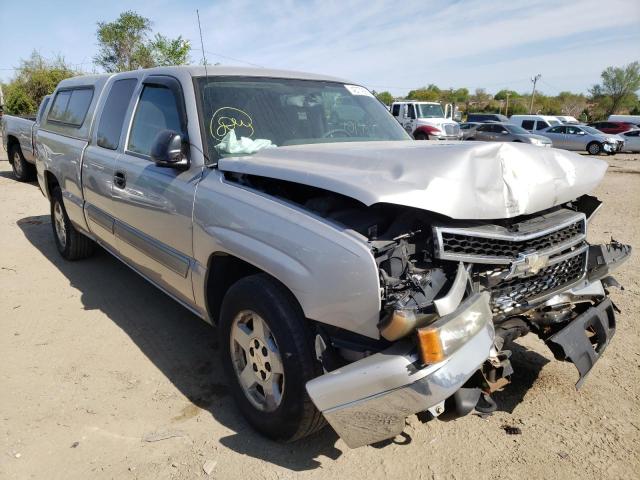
(465, 122, 552, 146)
(538, 124, 624, 155)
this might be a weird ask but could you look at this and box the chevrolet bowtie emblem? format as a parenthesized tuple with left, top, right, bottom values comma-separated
(506, 251, 550, 279)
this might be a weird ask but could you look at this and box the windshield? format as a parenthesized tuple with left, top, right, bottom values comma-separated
(196, 77, 409, 157)
(549, 119, 561, 126)
(416, 103, 445, 118)
(505, 124, 529, 134)
(582, 126, 602, 135)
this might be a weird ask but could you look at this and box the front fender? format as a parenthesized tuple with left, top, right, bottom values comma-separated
(192, 169, 382, 339)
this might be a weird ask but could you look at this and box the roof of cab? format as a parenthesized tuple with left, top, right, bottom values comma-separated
(58, 65, 353, 86)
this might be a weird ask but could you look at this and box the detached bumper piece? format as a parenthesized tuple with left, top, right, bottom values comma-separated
(546, 298, 616, 389)
(306, 293, 494, 448)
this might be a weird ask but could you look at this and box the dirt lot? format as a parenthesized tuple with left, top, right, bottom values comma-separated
(0, 149, 639, 480)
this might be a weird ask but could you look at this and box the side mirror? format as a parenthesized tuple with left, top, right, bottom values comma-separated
(577, 131, 586, 135)
(501, 130, 509, 134)
(150, 130, 189, 169)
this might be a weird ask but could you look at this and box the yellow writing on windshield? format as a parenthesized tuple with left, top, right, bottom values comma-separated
(210, 107, 254, 141)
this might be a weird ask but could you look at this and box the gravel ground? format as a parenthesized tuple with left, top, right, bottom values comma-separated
(0, 149, 638, 480)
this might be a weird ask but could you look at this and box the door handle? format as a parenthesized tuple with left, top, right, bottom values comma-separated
(114, 171, 126, 189)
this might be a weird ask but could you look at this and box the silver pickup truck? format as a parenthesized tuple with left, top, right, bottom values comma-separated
(35, 66, 630, 448)
(1, 96, 50, 181)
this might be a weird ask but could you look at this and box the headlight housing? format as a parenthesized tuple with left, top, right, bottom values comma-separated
(416, 292, 493, 364)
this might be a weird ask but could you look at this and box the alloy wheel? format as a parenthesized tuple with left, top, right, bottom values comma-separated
(230, 310, 285, 412)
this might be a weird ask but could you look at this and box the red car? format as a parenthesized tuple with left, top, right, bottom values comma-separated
(587, 121, 636, 134)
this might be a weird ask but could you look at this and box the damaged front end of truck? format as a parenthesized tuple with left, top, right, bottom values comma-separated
(306, 199, 630, 447)
(218, 141, 631, 448)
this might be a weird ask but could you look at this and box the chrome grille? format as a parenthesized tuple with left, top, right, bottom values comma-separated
(444, 124, 460, 135)
(488, 251, 587, 315)
(434, 210, 586, 264)
(441, 221, 583, 259)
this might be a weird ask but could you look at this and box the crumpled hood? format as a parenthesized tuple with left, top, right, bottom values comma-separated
(217, 141, 608, 220)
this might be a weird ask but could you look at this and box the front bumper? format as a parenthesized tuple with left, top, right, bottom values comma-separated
(306, 293, 494, 448)
(546, 297, 616, 389)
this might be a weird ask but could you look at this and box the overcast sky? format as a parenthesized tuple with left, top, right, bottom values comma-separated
(1, 0, 639, 96)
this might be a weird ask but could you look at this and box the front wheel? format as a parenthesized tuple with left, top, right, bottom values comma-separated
(9, 144, 35, 182)
(587, 142, 602, 155)
(414, 131, 428, 141)
(219, 274, 325, 442)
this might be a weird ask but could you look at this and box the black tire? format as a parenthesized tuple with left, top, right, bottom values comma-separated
(414, 131, 428, 141)
(219, 274, 325, 442)
(50, 186, 95, 260)
(9, 143, 36, 182)
(587, 142, 602, 155)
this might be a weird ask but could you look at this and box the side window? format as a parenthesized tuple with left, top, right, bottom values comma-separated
(36, 96, 50, 123)
(625, 130, 639, 137)
(97, 79, 138, 150)
(536, 121, 549, 130)
(566, 126, 580, 134)
(48, 91, 72, 121)
(408, 104, 416, 119)
(391, 104, 400, 117)
(497, 125, 508, 133)
(477, 124, 490, 132)
(547, 126, 562, 133)
(127, 85, 181, 157)
(48, 88, 93, 127)
(521, 120, 535, 130)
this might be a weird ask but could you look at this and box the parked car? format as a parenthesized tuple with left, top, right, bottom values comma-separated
(466, 122, 552, 146)
(0, 95, 50, 181)
(620, 129, 640, 152)
(555, 115, 580, 124)
(608, 114, 640, 126)
(466, 113, 509, 123)
(391, 101, 461, 140)
(36, 66, 631, 449)
(538, 124, 624, 155)
(509, 114, 563, 132)
(587, 121, 636, 135)
(459, 121, 481, 139)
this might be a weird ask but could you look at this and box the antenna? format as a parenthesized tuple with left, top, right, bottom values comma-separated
(196, 9, 212, 165)
(197, 9, 208, 75)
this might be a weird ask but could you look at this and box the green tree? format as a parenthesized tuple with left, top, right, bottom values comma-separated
(590, 61, 640, 116)
(494, 89, 519, 101)
(3, 51, 77, 115)
(374, 90, 394, 106)
(94, 11, 190, 72)
(149, 34, 191, 67)
(407, 84, 441, 101)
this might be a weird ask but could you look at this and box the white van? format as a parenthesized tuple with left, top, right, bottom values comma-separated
(509, 114, 563, 132)
(608, 114, 640, 126)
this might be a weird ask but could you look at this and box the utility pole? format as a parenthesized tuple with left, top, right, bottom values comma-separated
(505, 92, 511, 117)
(529, 74, 541, 114)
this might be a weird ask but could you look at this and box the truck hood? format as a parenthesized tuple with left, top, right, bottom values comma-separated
(217, 141, 607, 220)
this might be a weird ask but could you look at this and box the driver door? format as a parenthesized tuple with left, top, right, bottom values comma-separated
(112, 75, 200, 304)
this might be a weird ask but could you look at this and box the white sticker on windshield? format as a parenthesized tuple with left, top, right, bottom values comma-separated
(344, 84, 375, 98)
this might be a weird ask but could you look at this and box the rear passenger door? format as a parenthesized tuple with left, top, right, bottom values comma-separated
(82, 77, 138, 248)
(112, 75, 199, 304)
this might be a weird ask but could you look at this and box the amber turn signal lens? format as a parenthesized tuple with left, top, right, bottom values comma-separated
(417, 328, 445, 365)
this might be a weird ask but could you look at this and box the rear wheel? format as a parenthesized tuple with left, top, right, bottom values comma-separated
(9, 144, 35, 182)
(50, 186, 95, 260)
(587, 142, 602, 155)
(220, 274, 325, 441)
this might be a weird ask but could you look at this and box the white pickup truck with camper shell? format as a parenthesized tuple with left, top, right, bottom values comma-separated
(509, 114, 563, 132)
(1, 95, 50, 181)
(35, 66, 631, 448)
